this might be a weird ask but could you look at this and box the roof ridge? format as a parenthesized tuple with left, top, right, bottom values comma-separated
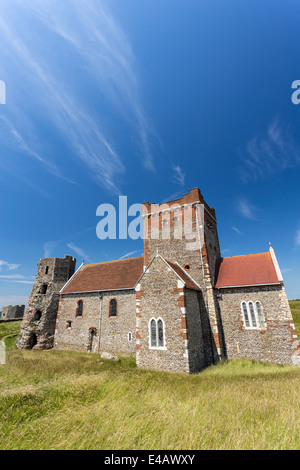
(221, 251, 269, 260)
(83, 256, 143, 267)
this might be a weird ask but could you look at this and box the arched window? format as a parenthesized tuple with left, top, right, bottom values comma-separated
(76, 300, 83, 317)
(248, 302, 257, 328)
(128, 332, 132, 342)
(241, 302, 250, 328)
(241, 301, 265, 329)
(109, 299, 117, 317)
(158, 319, 164, 347)
(149, 318, 165, 349)
(256, 302, 265, 328)
(151, 319, 157, 347)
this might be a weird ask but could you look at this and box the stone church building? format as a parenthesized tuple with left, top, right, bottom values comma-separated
(17, 188, 300, 372)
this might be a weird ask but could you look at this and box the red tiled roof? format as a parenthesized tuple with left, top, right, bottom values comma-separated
(62, 257, 144, 294)
(214, 252, 280, 288)
(166, 260, 200, 290)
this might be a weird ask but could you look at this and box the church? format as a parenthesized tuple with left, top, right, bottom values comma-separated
(17, 188, 300, 373)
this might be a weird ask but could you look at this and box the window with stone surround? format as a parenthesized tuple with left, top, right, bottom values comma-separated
(149, 317, 166, 349)
(76, 300, 83, 317)
(241, 301, 265, 330)
(109, 298, 117, 317)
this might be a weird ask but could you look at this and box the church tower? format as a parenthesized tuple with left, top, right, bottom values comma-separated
(142, 188, 225, 362)
(17, 255, 76, 350)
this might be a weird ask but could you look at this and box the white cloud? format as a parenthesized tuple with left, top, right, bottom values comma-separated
(67, 243, 90, 262)
(236, 199, 258, 220)
(231, 226, 243, 235)
(0, 0, 158, 192)
(239, 118, 300, 181)
(295, 228, 300, 247)
(44, 242, 59, 258)
(119, 250, 142, 260)
(281, 268, 294, 274)
(171, 164, 185, 186)
(0, 260, 20, 271)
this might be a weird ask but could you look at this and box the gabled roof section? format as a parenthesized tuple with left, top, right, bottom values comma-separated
(214, 251, 281, 289)
(135, 254, 200, 291)
(165, 260, 201, 290)
(61, 257, 144, 294)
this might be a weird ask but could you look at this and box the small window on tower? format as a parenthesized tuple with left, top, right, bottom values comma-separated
(184, 264, 190, 271)
(66, 321, 72, 329)
(45, 266, 49, 274)
(41, 284, 48, 295)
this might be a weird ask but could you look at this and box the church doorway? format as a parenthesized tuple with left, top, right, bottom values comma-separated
(87, 327, 97, 353)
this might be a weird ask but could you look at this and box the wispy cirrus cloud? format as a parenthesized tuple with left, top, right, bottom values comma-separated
(119, 250, 143, 260)
(231, 226, 243, 235)
(295, 228, 300, 247)
(67, 243, 90, 262)
(171, 163, 185, 186)
(0, 0, 157, 193)
(236, 198, 258, 220)
(239, 118, 300, 182)
(0, 260, 20, 271)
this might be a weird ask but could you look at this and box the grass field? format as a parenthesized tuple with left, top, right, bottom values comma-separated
(0, 306, 299, 450)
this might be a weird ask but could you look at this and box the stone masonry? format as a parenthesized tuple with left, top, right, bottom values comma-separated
(16, 188, 300, 372)
(1, 305, 25, 321)
(17, 255, 76, 350)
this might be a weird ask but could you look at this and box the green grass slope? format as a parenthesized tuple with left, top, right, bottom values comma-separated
(0, 317, 300, 450)
(0, 320, 21, 350)
(289, 300, 300, 339)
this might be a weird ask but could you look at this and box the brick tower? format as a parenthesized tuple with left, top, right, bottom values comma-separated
(142, 188, 225, 363)
(17, 255, 76, 350)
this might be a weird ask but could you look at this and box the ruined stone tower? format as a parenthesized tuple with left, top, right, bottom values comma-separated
(17, 255, 76, 350)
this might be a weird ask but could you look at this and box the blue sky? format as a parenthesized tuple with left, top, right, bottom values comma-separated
(0, 0, 300, 308)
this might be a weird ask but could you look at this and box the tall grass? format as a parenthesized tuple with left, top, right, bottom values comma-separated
(0, 311, 299, 450)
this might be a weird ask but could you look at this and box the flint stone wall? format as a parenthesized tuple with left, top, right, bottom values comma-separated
(55, 290, 136, 355)
(217, 284, 300, 365)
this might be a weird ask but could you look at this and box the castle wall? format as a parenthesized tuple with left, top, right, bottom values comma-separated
(217, 285, 300, 365)
(1, 305, 25, 320)
(55, 290, 136, 355)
